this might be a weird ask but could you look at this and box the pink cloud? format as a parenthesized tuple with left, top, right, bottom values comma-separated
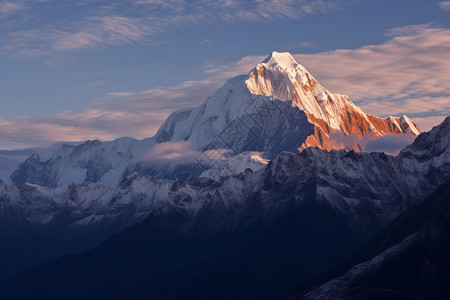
(139, 141, 200, 163)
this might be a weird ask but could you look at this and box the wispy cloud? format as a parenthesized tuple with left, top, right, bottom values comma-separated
(295, 25, 450, 101)
(135, 0, 355, 22)
(0, 78, 221, 148)
(3, 16, 156, 59)
(0, 23, 449, 148)
(0, 1, 25, 17)
(1, 0, 356, 58)
(438, 1, 450, 10)
(0, 108, 166, 149)
(364, 134, 416, 155)
(138, 141, 200, 163)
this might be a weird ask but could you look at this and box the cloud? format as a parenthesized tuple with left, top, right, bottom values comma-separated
(363, 134, 416, 156)
(3, 16, 155, 59)
(438, 1, 450, 10)
(294, 25, 450, 102)
(0, 24, 449, 149)
(1, 0, 356, 58)
(135, 0, 354, 22)
(200, 39, 212, 45)
(328, 131, 360, 149)
(138, 141, 200, 163)
(329, 131, 417, 155)
(135, 141, 234, 172)
(0, 77, 220, 149)
(0, 1, 25, 17)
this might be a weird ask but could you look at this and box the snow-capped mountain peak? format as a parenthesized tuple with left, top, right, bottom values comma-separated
(261, 51, 299, 69)
(9, 51, 421, 187)
(245, 52, 419, 147)
(399, 115, 421, 136)
(246, 51, 346, 128)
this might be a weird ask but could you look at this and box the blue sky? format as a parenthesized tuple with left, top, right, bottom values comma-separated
(0, 0, 449, 149)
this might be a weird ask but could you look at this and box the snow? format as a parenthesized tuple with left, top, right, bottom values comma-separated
(2, 118, 448, 231)
(400, 115, 420, 135)
(316, 92, 327, 102)
(245, 51, 358, 130)
(261, 51, 298, 69)
(200, 153, 268, 181)
(10, 51, 422, 188)
(0, 117, 448, 263)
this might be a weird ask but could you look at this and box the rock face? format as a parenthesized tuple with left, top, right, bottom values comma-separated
(0, 117, 447, 282)
(10, 51, 419, 188)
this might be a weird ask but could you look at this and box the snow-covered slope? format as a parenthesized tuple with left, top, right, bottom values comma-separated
(0, 117, 447, 279)
(10, 138, 158, 187)
(155, 51, 419, 153)
(11, 51, 419, 187)
(199, 152, 268, 181)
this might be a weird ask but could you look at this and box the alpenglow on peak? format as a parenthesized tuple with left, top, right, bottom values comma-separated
(154, 50, 420, 155)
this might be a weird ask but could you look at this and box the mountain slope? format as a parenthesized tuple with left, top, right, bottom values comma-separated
(0, 117, 447, 287)
(10, 52, 419, 187)
(0, 189, 367, 299)
(155, 51, 419, 154)
(302, 180, 450, 299)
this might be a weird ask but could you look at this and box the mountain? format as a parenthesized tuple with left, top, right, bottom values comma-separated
(302, 180, 450, 299)
(0, 142, 82, 184)
(10, 51, 419, 188)
(0, 117, 447, 287)
(156, 51, 419, 153)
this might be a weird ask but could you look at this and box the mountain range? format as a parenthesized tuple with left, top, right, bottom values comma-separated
(0, 51, 448, 299)
(0, 116, 448, 299)
(9, 52, 418, 188)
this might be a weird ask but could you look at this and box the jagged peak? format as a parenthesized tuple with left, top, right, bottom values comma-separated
(399, 115, 420, 135)
(399, 116, 449, 157)
(429, 115, 450, 134)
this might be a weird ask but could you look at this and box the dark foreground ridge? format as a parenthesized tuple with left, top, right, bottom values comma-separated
(301, 180, 450, 299)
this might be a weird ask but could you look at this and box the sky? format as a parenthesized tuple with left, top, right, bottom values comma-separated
(0, 0, 449, 149)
